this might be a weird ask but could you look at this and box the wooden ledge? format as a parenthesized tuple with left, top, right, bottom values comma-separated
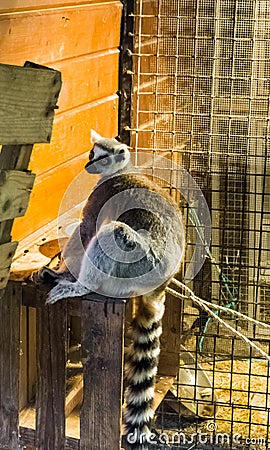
(17, 280, 126, 314)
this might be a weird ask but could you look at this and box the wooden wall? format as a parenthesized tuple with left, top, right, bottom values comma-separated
(0, 0, 122, 241)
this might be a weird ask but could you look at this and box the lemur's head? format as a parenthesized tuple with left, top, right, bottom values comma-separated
(85, 130, 131, 176)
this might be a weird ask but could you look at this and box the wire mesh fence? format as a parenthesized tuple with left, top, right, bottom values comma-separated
(123, 0, 270, 447)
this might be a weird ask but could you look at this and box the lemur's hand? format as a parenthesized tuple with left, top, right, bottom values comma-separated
(31, 266, 58, 285)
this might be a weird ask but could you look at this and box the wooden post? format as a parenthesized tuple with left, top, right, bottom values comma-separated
(80, 296, 126, 450)
(36, 290, 67, 450)
(0, 282, 21, 449)
(36, 287, 67, 450)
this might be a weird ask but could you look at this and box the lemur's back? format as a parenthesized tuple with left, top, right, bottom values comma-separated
(80, 172, 183, 252)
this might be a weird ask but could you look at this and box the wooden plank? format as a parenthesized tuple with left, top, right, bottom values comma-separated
(28, 307, 37, 402)
(159, 291, 182, 377)
(0, 170, 35, 221)
(0, 64, 61, 144)
(20, 284, 80, 319)
(29, 95, 119, 176)
(36, 289, 67, 450)
(80, 297, 125, 450)
(65, 375, 83, 417)
(19, 424, 80, 449)
(54, 50, 119, 113)
(0, 282, 21, 449)
(0, 3, 123, 66)
(19, 306, 28, 410)
(153, 376, 175, 411)
(0, 0, 112, 13)
(0, 242, 18, 270)
(0, 242, 18, 288)
(18, 307, 37, 409)
(0, 144, 33, 172)
(19, 426, 80, 450)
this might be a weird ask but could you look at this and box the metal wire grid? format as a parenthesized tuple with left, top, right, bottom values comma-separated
(127, 0, 270, 446)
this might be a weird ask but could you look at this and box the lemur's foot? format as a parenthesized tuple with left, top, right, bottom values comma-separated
(46, 282, 79, 304)
(46, 284, 67, 304)
(46, 280, 92, 304)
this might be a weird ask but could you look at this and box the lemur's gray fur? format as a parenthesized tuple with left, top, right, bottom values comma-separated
(33, 130, 185, 449)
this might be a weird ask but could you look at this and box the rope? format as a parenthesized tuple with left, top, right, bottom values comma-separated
(166, 279, 270, 362)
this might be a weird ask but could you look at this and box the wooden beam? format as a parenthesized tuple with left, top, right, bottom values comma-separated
(0, 241, 18, 288)
(0, 170, 35, 221)
(0, 63, 62, 145)
(80, 297, 125, 450)
(36, 289, 67, 450)
(153, 376, 175, 411)
(19, 426, 80, 450)
(0, 282, 21, 449)
(0, 144, 34, 248)
(65, 375, 83, 417)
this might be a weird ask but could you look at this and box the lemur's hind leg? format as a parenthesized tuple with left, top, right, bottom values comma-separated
(46, 233, 104, 304)
(32, 224, 84, 285)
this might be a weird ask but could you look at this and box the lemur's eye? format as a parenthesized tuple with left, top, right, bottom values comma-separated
(89, 151, 94, 160)
(101, 158, 109, 165)
(119, 149, 125, 154)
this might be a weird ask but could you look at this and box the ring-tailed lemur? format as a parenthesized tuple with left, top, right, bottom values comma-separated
(33, 130, 185, 449)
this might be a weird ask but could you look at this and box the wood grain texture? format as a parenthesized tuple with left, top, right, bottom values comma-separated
(0, 241, 18, 269)
(29, 96, 119, 176)
(0, 144, 34, 248)
(19, 426, 80, 450)
(0, 0, 113, 13)
(54, 50, 119, 113)
(18, 307, 37, 413)
(0, 144, 33, 171)
(0, 3, 123, 66)
(0, 241, 18, 288)
(19, 306, 28, 410)
(0, 170, 35, 221)
(0, 62, 61, 293)
(0, 282, 21, 449)
(0, 64, 61, 144)
(36, 289, 67, 450)
(80, 298, 125, 450)
(65, 375, 83, 417)
(28, 307, 37, 403)
(159, 292, 182, 377)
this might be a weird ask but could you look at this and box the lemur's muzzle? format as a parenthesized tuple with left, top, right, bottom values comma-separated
(85, 149, 96, 173)
(85, 159, 98, 174)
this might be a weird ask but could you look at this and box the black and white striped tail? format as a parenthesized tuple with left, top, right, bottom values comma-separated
(123, 295, 165, 449)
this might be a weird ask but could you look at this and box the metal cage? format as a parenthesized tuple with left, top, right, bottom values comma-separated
(120, 0, 270, 447)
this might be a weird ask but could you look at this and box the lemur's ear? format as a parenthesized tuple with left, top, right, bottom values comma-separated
(90, 129, 103, 144)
